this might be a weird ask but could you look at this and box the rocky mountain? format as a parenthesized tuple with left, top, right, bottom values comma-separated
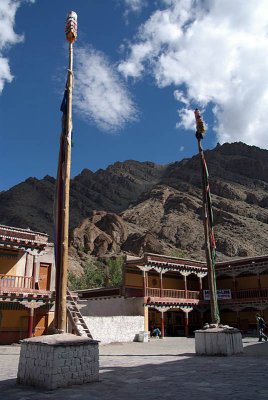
(1, 142, 268, 268)
(0, 160, 165, 236)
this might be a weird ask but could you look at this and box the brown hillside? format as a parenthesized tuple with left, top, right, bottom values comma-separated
(1, 142, 268, 269)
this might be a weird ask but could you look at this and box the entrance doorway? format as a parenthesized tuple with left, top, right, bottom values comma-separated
(38, 263, 51, 291)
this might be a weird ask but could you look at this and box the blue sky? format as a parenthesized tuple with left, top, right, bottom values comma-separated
(1, 0, 268, 191)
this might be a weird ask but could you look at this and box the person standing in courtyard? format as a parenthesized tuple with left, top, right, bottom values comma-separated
(256, 313, 268, 342)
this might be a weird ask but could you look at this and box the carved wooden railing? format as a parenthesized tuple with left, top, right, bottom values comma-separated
(0, 274, 33, 290)
(227, 288, 268, 300)
(147, 287, 200, 300)
(232, 289, 268, 299)
(125, 285, 268, 302)
(147, 287, 161, 297)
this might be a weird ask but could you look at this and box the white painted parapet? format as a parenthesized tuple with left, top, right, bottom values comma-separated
(17, 334, 99, 389)
(195, 326, 243, 356)
(83, 315, 144, 343)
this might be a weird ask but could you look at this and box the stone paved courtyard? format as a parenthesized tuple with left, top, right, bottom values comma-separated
(1, 337, 268, 400)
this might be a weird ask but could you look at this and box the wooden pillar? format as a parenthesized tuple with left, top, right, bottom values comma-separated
(257, 273, 261, 297)
(160, 271, 163, 297)
(142, 270, 147, 297)
(181, 272, 191, 299)
(27, 308, 34, 338)
(154, 306, 169, 337)
(183, 275, 188, 298)
(144, 306, 149, 332)
(182, 308, 193, 337)
(199, 276, 203, 291)
(184, 312, 189, 337)
(161, 311, 165, 338)
(32, 256, 37, 290)
(24, 253, 29, 288)
(232, 275, 237, 299)
(197, 272, 206, 300)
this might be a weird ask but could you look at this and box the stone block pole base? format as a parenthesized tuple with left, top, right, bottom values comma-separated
(17, 334, 99, 390)
(195, 327, 243, 356)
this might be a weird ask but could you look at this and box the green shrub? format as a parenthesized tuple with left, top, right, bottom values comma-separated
(68, 256, 123, 290)
(68, 261, 105, 290)
(106, 256, 123, 287)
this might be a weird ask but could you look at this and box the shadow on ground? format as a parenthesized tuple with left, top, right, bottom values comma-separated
(242, 340, 268, 357)
(1, 346, 268, 400)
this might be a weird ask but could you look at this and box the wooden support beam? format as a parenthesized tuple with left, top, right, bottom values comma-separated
(161, 311, 165, 338)
(160, 271, 163, 298)
(184, 312, 189, 337)
(27, 307, 34, 338)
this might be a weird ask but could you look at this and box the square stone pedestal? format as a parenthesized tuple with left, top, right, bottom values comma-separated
(17, 334, 99, 390)
(195, 327, 243, 356)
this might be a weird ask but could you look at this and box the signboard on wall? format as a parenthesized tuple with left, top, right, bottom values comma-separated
(203, 289, 232, 300)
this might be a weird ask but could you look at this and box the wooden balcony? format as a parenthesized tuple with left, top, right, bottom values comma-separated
(0, 274, 33, 291)
(124, 286, 200, 302)
(147, 288, 200, 299)
(145, 287, 201, 305)
(219, 288, 268, 303)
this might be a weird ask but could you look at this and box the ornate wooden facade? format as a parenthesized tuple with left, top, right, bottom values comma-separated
(0, 225, 55, 344)
(124, 253, 268, 336)
(216, 256, 268, 332)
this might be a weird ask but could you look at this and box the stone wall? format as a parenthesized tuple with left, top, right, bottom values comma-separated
(83, 315, 144, 344)
(17, 334, 99, 389)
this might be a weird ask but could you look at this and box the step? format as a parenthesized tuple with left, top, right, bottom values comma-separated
(77, 323, 88, 328)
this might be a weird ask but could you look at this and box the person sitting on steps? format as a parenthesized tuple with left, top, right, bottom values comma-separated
(152, 326, 161, 339)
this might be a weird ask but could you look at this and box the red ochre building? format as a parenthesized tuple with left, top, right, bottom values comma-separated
(1, 222, 267, 343)
(122, 252, 268, 337)
(0, 224, 55, 344)
(78, 253, 268, 336)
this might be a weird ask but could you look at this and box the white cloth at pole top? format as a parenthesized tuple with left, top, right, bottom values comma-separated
(66, 11, 77, 21)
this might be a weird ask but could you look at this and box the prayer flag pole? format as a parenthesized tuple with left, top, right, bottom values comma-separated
(194, 109, 220, 325)
(194, 111, 244, 355)
(55, 11, 78, 333)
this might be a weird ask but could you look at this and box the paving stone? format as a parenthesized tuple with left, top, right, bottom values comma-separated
(1, 337, 268, 399)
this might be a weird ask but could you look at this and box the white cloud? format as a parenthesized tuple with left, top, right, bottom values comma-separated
(0, 0, 33, 93)
(175, 108, 195, 131)
(173, 90, 189, 106)
(118, 0, 268, 148)
(179, 145, 184, 152)
(122, 0, 147, 14)
(74, 47, 138, 132)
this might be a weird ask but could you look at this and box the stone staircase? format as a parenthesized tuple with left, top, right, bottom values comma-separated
(67, 288, 93, 339)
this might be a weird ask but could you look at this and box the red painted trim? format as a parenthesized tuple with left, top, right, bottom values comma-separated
(161, 313, 165, 338)
(27, 308, 34, 338)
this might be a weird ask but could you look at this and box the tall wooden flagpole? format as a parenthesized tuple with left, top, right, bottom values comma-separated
(194, 109, 220, 325)
(55, 11, 78, 333)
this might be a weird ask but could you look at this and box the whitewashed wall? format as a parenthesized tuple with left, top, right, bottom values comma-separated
(37, 244, 56, 290)
(79, 296, 144, 317)
(79, 297, 145, 343)
(16, 252, 27, 276)
(83, 315, 144, 344)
